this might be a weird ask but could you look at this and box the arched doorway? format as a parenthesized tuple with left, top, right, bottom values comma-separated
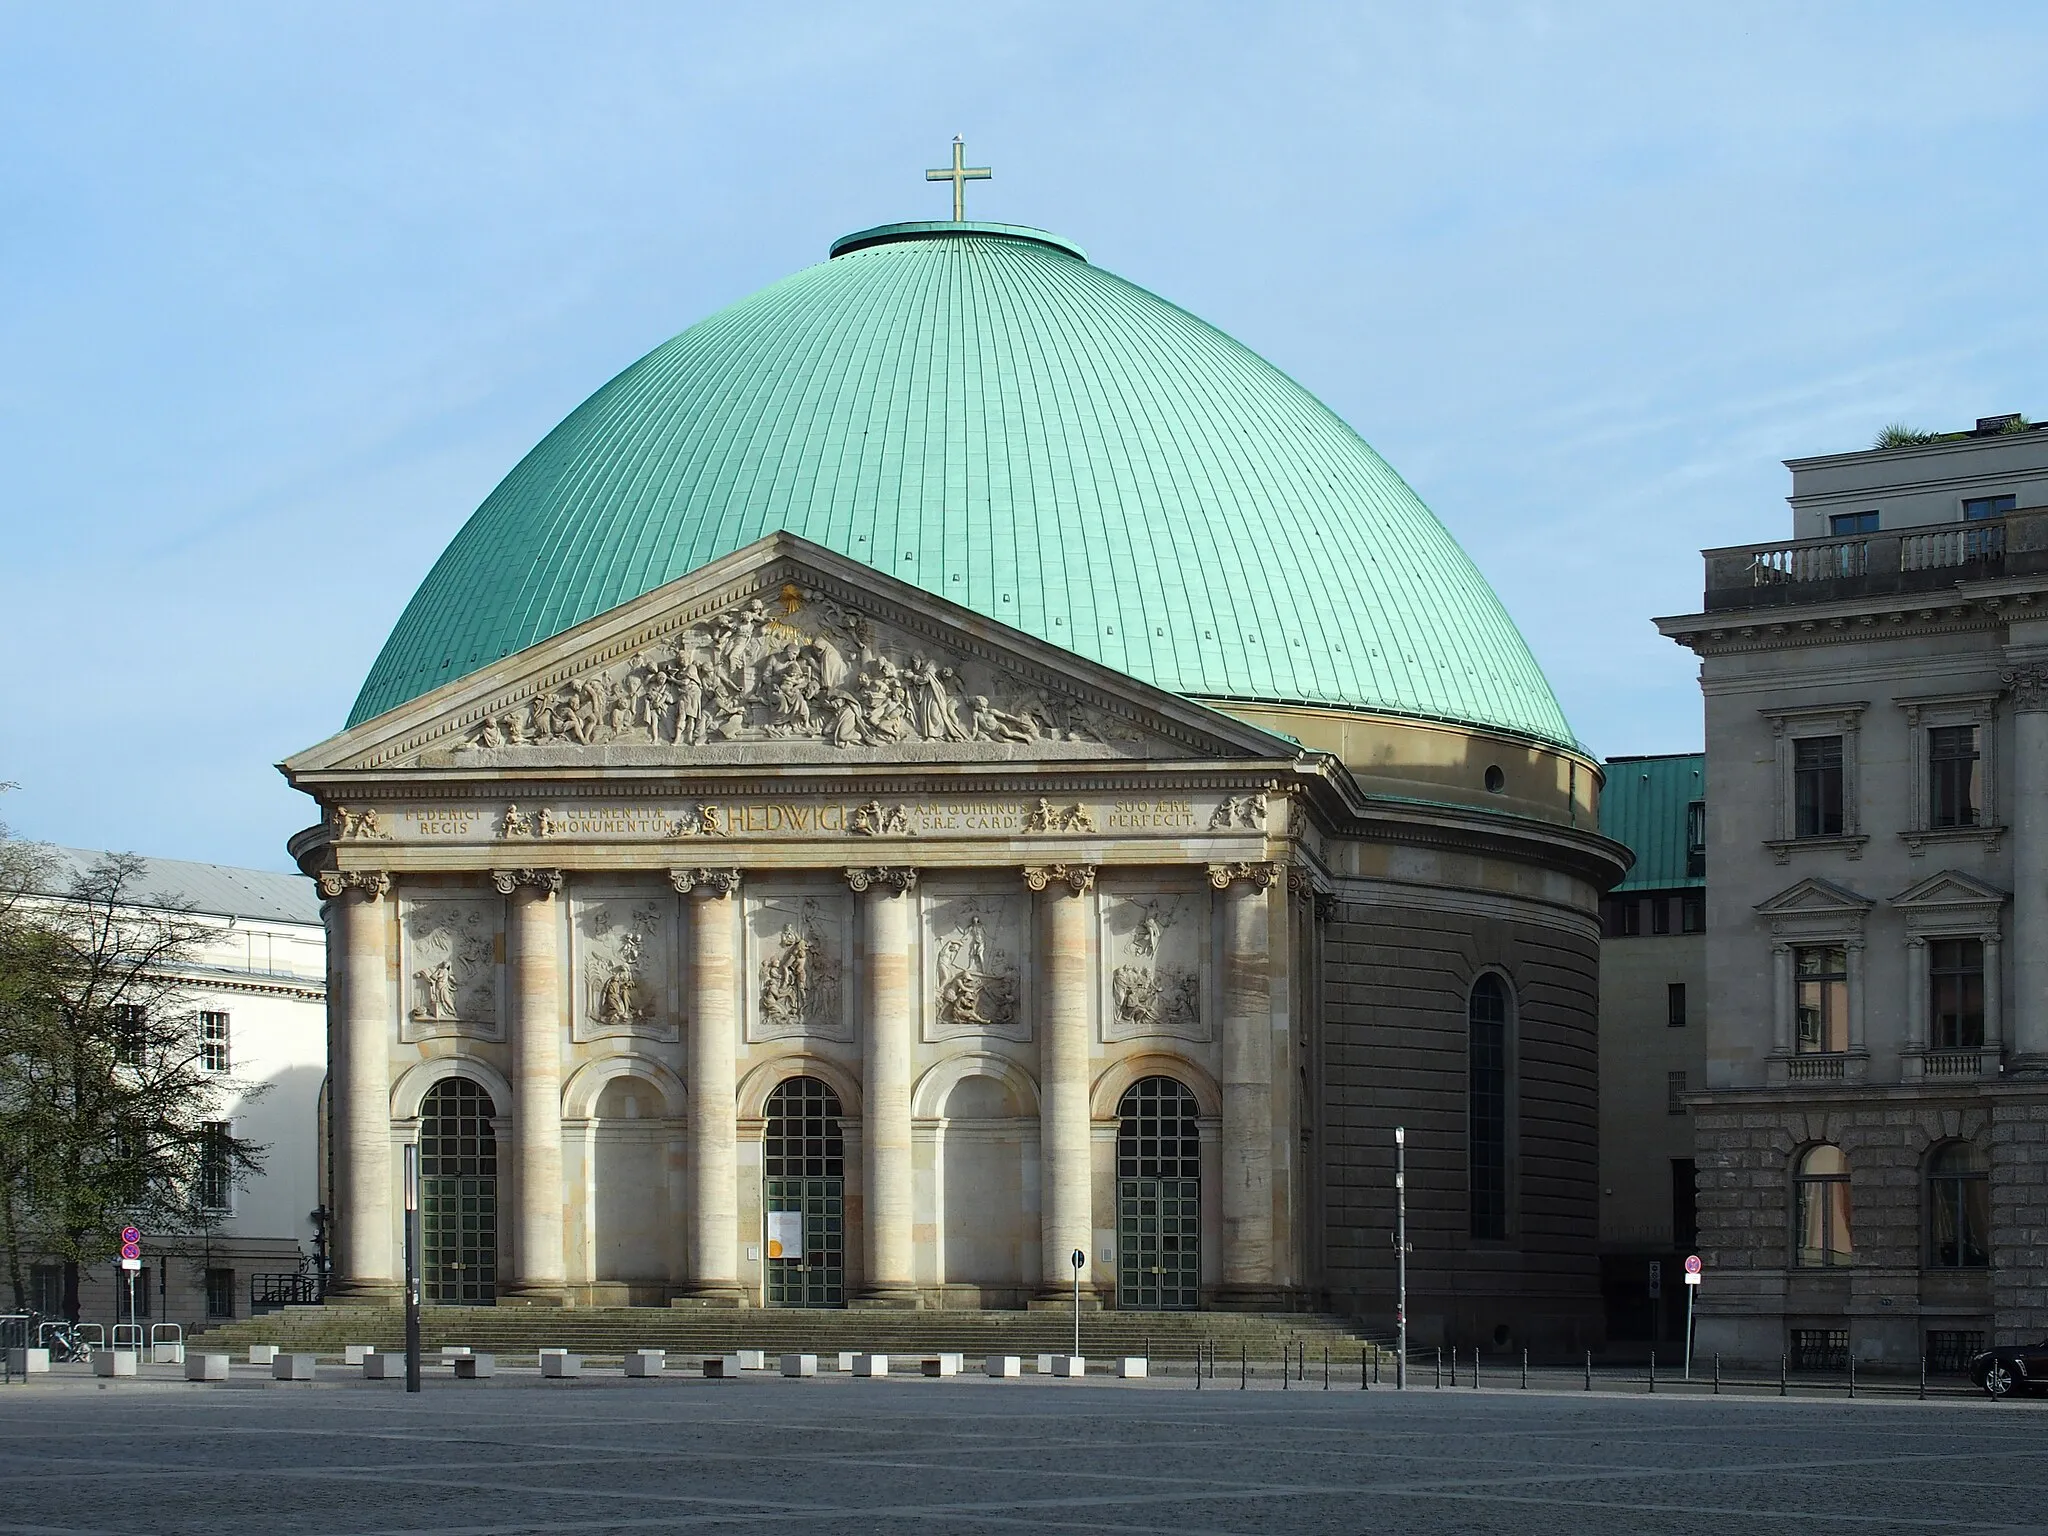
(420, 1078, 498, 1304)
(1116, 1076, 1200, 1310)
(763, 1076, 845, 1307)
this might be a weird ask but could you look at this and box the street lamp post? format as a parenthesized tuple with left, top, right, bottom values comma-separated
(404, 1143, 422, 1394)
(1395, 1126, 1408, 1390)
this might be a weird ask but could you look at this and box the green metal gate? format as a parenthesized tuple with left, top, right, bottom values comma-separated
(763, 1077, 845, 1307)
(1116, 1077, 1201, 1310)
(420, 1078, 498, 1305)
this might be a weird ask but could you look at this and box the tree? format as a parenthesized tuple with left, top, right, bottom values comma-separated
(0, 823, 265, 1319)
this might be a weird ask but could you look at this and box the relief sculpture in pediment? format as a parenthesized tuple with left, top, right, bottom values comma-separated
(455, 585, 1143, 760)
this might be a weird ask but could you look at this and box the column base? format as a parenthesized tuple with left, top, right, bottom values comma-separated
(669, 1287, 749, 1309)
(323, 1281, 403, 1305)
(1029, 1290, 1104, 1311)
(1209, 1285, 1303, 1311)
(498, 1287, 573, 1308)
(850, 1288, 924, 1310)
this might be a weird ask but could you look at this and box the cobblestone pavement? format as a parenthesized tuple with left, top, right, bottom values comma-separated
(0, 1366, 2041, 1534)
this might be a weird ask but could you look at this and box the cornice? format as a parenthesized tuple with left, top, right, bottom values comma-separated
(1657, 589, 2044, 657)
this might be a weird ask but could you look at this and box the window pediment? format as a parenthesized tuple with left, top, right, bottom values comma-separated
(1891, 868, 2007, 938)
(1757, 877, 1873, 942)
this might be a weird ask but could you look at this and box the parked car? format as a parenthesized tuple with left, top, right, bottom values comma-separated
(1970, 1341, 2048, 1397)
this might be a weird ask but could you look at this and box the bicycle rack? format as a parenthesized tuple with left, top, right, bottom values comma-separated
(112, 1323, 145, 1352)
(76, 1324, 104, 1351)
(149, 1323, 184, 1364)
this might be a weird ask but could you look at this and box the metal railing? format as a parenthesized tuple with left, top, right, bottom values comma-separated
(250, 1272, 324, 1313)
(1703, 511, 2032, 612)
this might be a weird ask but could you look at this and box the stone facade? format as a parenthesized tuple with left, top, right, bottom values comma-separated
(290, 534, 1624, 1325)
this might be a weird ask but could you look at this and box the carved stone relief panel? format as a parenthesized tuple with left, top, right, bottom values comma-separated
(570, 889, 678, 1043)
(745, 888, 853, 1044)
(1099, 885, 1211, 1045)
(924, 890, 1028, 1044)
(399, 896, 503, 1042)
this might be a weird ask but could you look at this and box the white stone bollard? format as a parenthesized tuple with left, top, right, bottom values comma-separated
(151, 1342, 185, 1365)
(272, 1354, 317, 1381)
(248, 1344, 278, 1366)
(852, 1353, 889, 1378)
(92, 1351, 138, 1378)
(736, 1349, 767, 1371)
(540, 1353, 582, 1378)
(624, 1349, 665, 1377)
(835, 1351, 858, 1372)
(780, 1354, 818, 1377)
(363, 1353, 404, 1379)
(1036, 1353, 1056, 1375)
(1051, 1355, 1086, 1378)
(702, 1355, 742, 1379)
(343, 1345, 372, 1366)
(439, 1346, 472, 1365)
(1118, 1357, 1147, 1379)
(185, 1353, 230, 1382)
(453, 1354, 495, 1379)
(985, 1355, 1022, 1378)
(6, 1348, 49, 1375)
(920, 1354, 960, 1377)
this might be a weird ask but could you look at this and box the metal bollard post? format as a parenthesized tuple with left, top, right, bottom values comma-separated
(1323, 1345, 1329, 1391)
(1919, 1354, 1927, 1401)
(1584, 1349, 1592, 1392)
(1435, 1347, 1442, 1389)
(1521, 1349, 1528, 1390)
(1714, 1354, 1721, 1396)
(1849, 1353, 1856, 1400)
(1195, 1348, 1202, 1390)
(1283, 1344, 1290, 1390)
(1240, 1341, 1247, 1391)
(1449, 1346, 1457, 1388)
(1145, 1334, 1151, 1367)
(1361, 1347, 1369, 1390)
(1374, 1352, 1382, 1387)
(1649, 1351, 1656, 1393)
(1473, 1350, 1480, 1390)
(1780, 1353, 1788, 1397)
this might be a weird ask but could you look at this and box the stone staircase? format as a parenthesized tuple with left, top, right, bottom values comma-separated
(192, 1304, 1388, 1367)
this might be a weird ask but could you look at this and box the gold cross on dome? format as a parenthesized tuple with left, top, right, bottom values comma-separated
(925, 136, 991, 221)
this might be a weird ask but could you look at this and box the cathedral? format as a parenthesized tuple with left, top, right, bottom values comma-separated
(288, 170, 1626, 1347)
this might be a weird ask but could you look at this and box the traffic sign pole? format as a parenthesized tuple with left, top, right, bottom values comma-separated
(1683, 1255, 1703, 1379)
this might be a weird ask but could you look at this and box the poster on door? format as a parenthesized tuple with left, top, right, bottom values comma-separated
(766, 1211, 804, 1261)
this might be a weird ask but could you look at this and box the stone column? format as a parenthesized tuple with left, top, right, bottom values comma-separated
(1770, 943, 1793, 1057)
(320, 870, 396, 1298)
(1905, 938, 1928, 1054)
(849, 866, 918, 1304)
(1212, 862, 1278, 1296)
(2004, 665, 2048, 1068)
(1027, 864, 1095, 1298)
(1984, 933, 2004, 1060)
(674, 868, 743, 1301)
(497, 868, 566, 1302)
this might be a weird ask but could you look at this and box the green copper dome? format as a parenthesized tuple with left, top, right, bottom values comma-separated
(349, 222, 1577, 748)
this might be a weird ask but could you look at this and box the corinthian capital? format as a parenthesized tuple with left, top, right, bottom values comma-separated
(1207, 861, 1281, 891)
(844, 866, 918, 894)
(670, 867, 743, 896)
(1023, 863, 1095, 894)
(491, 867, 563, 896)
(316, 869, 391, 900)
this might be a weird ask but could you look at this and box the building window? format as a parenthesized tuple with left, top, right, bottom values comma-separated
(1794, 946, 1850, 1052)
(29, 1264, 63, 1317)
(1790, 1327, 1850, 1372)
(1681, 892, 1704, 933)
(1671, 1159, 1698, 1250)
(1467, 973, 1510, 1242)
(1927, 1142, 1989, 1269)
(1666, 1070, 1688, 1115)
(1794, 737, 1845, 837)
(112, 1004, 147, 1066)
(1928, 1330, 1986, 1375)
(1962, 493, 2016, 520)
(1929, 938, 1985, 1050)
(1830, 510, 1880, 535)
(1667, 982, 1687, 1029)
(205, 1268, 235, 1321)
(123, 1266, 151, 1319)
(1685, 799, 1706, 878)
(1928, 726, 1981, 829)
(198, 1122, 233, 1212)
(198, 1011, 230, 1073)
(1794, 1144, 1854, 1267)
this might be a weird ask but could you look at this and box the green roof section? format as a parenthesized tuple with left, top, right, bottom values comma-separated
(349, 222, 1579, 747)
(1602, 753, 1705, 891)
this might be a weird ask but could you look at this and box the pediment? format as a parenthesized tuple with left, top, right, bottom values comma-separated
(1754, 877, 1874, 918)
(1891, 869, 2009, 911)
(287, 534, 1295, 776)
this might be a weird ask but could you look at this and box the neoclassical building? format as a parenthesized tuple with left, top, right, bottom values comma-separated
(288, 208, 1626, 1340)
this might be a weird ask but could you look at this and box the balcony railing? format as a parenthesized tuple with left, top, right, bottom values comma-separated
(1922, 1050, 1987, 1079)
(1703, 510, 2045, 613)
(1786, 1054, 1848, 1082)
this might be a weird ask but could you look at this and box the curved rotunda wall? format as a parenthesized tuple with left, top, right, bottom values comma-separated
(349, 222, 1579, 759)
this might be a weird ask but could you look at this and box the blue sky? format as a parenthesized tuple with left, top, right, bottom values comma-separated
(5, 3, 2046, 870)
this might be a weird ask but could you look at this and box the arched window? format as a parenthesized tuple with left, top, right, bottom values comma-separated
(1793, 1144, 1853, 1268)
(419, 1078, 498, 1304)
(762, 1077, 845, 1307)
(1468, 973, 1510, 1242)
(1927, 1142, 1989, 1269)
(1116, 1077, 1201, 1310)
